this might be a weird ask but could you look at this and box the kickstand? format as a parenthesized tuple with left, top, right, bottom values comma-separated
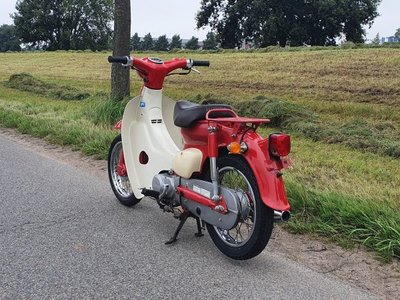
(165, 211, 190, 245)
(195, 217, 204, 237)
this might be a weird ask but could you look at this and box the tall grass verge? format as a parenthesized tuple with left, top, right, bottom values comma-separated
(286, 180, 400, 260)
(0, 102, 114, 159)
(84, 95, 127, 125)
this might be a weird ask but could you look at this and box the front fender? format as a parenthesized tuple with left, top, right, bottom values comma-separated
(242, 135, 290, 211)
(114, 119, 122, 130)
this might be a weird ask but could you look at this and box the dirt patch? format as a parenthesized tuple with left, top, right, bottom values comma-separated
(1, 127, 399, 299)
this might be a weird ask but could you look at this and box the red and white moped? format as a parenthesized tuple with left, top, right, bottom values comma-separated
(107, 55, 292, 260)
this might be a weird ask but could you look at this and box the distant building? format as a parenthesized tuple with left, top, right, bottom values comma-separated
(381, 36, 400, 43)
(241, 41, 254, 49)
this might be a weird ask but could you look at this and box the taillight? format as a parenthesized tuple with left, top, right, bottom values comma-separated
(269, 133, 291, 157)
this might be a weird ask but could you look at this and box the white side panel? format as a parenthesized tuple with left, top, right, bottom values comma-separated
(172, 148, 203, 179)
(162, 95, 183, 150)
(121, 88, 180, 199)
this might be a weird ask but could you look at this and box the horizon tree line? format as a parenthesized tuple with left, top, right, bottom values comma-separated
(130, 32, 218, 51)
(2, 22, 400, 53)
(0, 0, 396, 52)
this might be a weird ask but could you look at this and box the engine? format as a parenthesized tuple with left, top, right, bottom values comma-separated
(148, 173, 241, 230)
(151, 173, 179, 205)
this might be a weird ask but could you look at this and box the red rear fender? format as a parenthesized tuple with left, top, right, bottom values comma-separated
(242, 135, 290, 211)
(182, 123, 290, 211)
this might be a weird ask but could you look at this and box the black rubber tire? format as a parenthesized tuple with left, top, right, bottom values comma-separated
(206, 155, 274, 260)
(107, 134, 142, 207)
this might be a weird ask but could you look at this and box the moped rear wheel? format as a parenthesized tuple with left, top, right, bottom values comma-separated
(108, 134, 142, 207)
(206, 156, 274, 260)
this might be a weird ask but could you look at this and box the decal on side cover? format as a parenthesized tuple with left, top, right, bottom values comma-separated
(193, 185, 211, 199)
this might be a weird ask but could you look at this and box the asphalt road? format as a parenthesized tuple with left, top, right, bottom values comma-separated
(0, 134, 376, 299)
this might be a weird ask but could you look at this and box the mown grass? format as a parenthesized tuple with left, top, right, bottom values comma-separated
(6, 73, 90, 100)
(0, 49, 399, 108)
(0, 49, 399, 260)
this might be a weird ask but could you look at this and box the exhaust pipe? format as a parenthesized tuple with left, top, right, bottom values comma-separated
(274, 210, 291, 222)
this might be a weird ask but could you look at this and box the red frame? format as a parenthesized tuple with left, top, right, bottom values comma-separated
(116, 150, 127, 177)
(176, 186, 228, 213)
(114, 120, 122, 129)
(132, 58, 187, 90)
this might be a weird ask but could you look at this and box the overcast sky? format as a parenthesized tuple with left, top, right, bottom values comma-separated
(0, 0, 398, 41)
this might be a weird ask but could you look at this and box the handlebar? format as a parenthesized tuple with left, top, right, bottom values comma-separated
(107, 55, 210, 89)
(192, 60, 210, 67)
(108, 56, 128, 64)
(108, 56, 210, 68)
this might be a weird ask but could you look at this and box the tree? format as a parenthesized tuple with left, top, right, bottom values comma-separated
(372, 33, 380, 45)
(141, 33, 154, 51)
(13, 0, 113, 50)
(0, 25, 21, 52)
(111, 0, 131, 100)
(197, 0, 382, 47)
(131, 33, 142, 51)
(170, 34, 182, 49)
(202, 32, 218, 50)
(185, 36, 200, 50)
(395, 28, 400, 39)
(154, 35, 169, 51)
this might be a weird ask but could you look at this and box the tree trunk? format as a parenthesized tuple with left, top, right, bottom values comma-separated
(111, 0, 131, 100)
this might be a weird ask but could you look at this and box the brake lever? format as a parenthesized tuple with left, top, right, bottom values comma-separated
(166, 69, 192, 76)
(192, 67, 200, 74)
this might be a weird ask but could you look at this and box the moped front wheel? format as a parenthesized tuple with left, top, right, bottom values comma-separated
(108, 134, 142, 207)
(206, 156, 274, 260)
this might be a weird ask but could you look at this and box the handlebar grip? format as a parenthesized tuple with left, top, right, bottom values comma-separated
(192, 60, 210, 67)
(108, 56, 128, 64)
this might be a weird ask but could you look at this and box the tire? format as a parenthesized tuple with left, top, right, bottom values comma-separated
(107, 134, 142, 207)
(206, 155, 274, 260)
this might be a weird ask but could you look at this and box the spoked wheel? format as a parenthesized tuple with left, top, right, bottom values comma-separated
(108, 134, 142, 207)
(206, 156, 274, 260)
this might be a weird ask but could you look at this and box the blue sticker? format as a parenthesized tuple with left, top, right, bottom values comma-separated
(140, 101, 146, 108)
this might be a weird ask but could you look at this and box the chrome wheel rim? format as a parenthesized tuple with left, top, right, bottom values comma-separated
(214, 166, 256, 247)
(110, 141, 133, 198)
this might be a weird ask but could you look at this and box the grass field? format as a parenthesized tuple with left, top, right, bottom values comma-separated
(0, 48, 399, 260)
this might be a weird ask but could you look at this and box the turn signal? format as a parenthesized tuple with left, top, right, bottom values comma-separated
(227, 142, 241, 154)
(227, 142, 248, 154)
(269, 134, 291, 157)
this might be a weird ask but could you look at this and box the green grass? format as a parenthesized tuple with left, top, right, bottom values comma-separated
(0, 88, 114, 158)
(285, 180, 400, 260)
(0, 49, 399, 260)
(84, 96, 128, 126)
(281, 137, 400, 260)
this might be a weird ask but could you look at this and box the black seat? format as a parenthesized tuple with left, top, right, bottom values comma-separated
(173, 100, 232, 128)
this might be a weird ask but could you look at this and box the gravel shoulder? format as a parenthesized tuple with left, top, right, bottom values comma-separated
(1, 127, 399, 299)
